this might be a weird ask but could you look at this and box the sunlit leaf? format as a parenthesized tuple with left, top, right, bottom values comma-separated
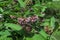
(0, 7, 4, 12)
(26, 34, 45, 40)
(50, 16, 56, 28)
(18, 0, 26, 8)
(5, 23, 22, 31)
(40, 30, 48, 39)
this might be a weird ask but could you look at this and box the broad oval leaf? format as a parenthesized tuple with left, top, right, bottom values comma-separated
(5, 23, 22, 31)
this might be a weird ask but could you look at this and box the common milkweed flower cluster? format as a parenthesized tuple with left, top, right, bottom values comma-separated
(17, 15, 39, 26)
(17, 15, 39, 32)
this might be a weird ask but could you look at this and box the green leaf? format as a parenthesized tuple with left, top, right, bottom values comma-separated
(52, 30, 60, 40)
(37, 13, 45, 17)
(43, 21, 49, 26)
(0, 35, 12, 40)
(53, 22, 59, 32)
(50, 16, 56, 28)
(26, 34, 45, 40)
(24, 10, 30, 17)
(18, 0, 26, 8)
(40, 30, 48, 39)
(0, 29, 12, 40)
(32, 34, 45, 40)
(5, 23, 22, 31)
(0, 7, 4, 12)
(0, 30, 11, 36)
(41, 6, 47, 12)
(26, 30, 48, 40)
(41, 19, 50, 26)
(34, 3, 41, 7)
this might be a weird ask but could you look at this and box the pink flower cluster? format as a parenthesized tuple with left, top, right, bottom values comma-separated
(17, 15, 39, 25)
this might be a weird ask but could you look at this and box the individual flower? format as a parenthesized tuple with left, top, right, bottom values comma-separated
(17, 17, 24, 25)
(30, 15, 38, 22)
(24, 17, 31, 23)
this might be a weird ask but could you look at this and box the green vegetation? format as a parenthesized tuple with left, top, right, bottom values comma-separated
(0, 0, 60, 40)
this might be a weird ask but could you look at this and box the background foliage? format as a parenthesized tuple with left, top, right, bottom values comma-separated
(0, 0, 60, 40)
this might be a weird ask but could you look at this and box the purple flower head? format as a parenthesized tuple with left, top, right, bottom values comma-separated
(24, 17, 31, 23)
(30, 15, 38, 22)
(17, 18, 24, 24)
